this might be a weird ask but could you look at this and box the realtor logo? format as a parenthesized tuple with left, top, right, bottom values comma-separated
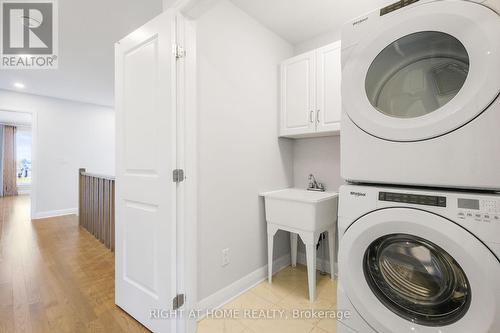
(1, 0, 58, 69)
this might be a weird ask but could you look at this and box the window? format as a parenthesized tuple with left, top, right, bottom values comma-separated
(16, 128, 32, 186)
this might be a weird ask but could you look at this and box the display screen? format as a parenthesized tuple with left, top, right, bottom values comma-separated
(379, 192, 446, 207)
(457, 198, 480, 210)
(380, 0, 420, 16)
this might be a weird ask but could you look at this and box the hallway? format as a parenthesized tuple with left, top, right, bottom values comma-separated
(0, 195, 146, 333)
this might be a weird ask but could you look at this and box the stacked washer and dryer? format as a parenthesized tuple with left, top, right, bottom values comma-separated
(337, 1, 500, 332)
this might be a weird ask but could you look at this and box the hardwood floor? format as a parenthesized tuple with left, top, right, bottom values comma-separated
(0, 195, 148, 333)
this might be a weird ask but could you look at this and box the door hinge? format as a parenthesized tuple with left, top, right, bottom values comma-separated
(173, 294, 185, 310)
(173, 44, 186, 59)
(173, 169, 185, 183)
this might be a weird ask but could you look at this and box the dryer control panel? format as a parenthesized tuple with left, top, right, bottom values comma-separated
(457, 197, 500, 223)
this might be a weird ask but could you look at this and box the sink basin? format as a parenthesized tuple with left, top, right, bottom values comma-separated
(261, 188, 338, 231)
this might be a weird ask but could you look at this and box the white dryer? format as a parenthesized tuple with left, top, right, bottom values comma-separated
(341, 0, 500, 190)
(336, 184, 500, 333)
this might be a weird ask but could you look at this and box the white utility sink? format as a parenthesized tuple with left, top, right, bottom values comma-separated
(261, 188, 339, 302)
(261, 188, 338, 231)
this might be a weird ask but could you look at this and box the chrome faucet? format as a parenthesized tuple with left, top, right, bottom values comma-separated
(307, 174, 325, 192)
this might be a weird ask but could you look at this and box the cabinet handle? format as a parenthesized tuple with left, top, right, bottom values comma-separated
(310, 110, 314, 123)
(316, 110, 320, 123)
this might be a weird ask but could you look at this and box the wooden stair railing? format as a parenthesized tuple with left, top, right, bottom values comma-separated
(78, 168, 115, 251)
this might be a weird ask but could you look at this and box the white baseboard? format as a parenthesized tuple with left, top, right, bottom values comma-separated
(296, 251, 338, 277)
(196, 254, 291, 317)
(33, 207, 78, 220)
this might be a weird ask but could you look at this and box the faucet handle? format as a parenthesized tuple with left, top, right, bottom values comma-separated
(306, 173, 325, 191)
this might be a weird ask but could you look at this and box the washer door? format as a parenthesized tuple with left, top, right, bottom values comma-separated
(339, 208, 500, 333)
(342, 1, 500, 142)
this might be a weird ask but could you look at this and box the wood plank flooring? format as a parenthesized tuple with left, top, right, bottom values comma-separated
(0, 195, 148, 333)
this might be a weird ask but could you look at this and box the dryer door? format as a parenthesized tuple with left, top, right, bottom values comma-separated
(342, 1, 500, 142)
(339, 208, 500, 333)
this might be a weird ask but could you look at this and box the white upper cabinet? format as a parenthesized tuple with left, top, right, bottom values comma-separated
(280, 41, 341, 138)
(280, 51, 316, 137)
(316, 42, 342, 134)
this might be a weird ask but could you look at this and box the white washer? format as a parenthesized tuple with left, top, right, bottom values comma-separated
(341, 0, 500, 190)
(336, 184, 500, 333)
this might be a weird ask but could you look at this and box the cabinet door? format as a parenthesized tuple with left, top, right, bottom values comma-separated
(280, 52, 316, 137)
(316, 42, 341, 134)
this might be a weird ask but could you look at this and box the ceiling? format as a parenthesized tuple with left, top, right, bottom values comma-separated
(0, 0, 396, 107)
(0, 0, 163, 107)
(229, 0, 393, 45)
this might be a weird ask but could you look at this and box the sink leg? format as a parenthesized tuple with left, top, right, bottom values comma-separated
(290, 232, 298, 267)
(267, 224, 278, 284)
(268, 233, 274, 283)
(328, 226, 336, 280)
(304, 234, 317, 303)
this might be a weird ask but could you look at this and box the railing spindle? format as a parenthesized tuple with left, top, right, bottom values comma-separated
(78, 169, 115, 251)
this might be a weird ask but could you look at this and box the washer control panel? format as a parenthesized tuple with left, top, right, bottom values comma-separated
(379, 192, 446, 207)
(457, 197, 500, 223)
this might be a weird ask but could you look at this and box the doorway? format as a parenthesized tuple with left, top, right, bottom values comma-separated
(0, 109, 36, 217)
(15, 126, 32, 195)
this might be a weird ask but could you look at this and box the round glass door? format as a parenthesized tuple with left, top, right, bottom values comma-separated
(341, 0, 500, 141)
(365, 31, 469, 118)
(364, 234, 471, 326)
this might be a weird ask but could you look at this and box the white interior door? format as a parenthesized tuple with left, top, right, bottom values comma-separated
(280, 52, 316, 137)
(115, 10, 177, 333)
(316, 42, 341, 133)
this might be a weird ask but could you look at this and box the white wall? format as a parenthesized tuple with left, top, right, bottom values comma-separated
(196, 0, 294, 301)
(291, 0, 393, 54)
(0, 90, 115, 218)
(0, 110, 33, 127)
(293, 136, 344, 191)
(294, 29, 341, 55)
